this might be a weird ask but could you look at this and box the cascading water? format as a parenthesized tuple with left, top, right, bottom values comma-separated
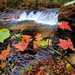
(16, 8, 59, 25)
(0, 8, 59, 25)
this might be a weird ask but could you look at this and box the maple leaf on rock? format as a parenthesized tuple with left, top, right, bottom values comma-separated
(59, 21, 72, 31)
(13, 42, 28, 52)
(57, 38, 73, 50)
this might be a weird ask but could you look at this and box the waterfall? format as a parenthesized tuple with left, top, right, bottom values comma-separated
(16, 8, 59, 25)
(0, 9, 59, 25)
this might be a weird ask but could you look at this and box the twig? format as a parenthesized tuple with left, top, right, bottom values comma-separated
(48, 46, 75, 70)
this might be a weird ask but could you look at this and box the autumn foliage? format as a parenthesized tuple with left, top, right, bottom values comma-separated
(58, 21, 75, 51)
(0, 50, 10, 60)
(59, 21, 72, 31)
(57, 38, 72, 50)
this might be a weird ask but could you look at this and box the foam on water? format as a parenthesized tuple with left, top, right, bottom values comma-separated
(16, 9, 59, 25)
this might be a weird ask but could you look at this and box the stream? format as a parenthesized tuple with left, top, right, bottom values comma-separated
(0, 8, 60, 75)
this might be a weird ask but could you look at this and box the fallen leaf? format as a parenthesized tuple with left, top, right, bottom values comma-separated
(59, 21, 72, 31)
(46, 39, 52, 46)
(36, 70, 44, 75)
(7, 44, 10, 51)
(0, 50, 10, 60)
(13, 42, 28, 51)
(69, 45, 75, 51)
(33, 33, 42, 49)
(0, 28, 10, 43)
(22, 35, 31, 43)
(57, 38, 73, 50)
(13, 34, 21, 38)
(35, 33, 42, 41)
(66, 63, 71, 70)
(33, 40, 41, 49)
(1, 61, 6, 68)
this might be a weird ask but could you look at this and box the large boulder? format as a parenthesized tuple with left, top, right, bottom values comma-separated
(58, 5, 75, 28)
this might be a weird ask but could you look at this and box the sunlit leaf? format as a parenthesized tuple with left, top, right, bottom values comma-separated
(57, 38, 73, 50)
(66, 63, 71, 70)
(7, 44, 10, 50)
(1, 61, 6, 68)
(22, 35, 31, 43)
(40, 39, 52, 48)
(40, 39, 48, 48)
(0, 50, 10, 60)
(35, 33, 42, 41)
(27, 65, 32, 70)
(0, 28, 10, 43)
(59, 21, 72, 31)
(13, 34, 21, 38)
(46, 39, 52, 46)
(33, 40, 41, 49)
(33, 33, 42, 49)
(13, 42, 28, 52)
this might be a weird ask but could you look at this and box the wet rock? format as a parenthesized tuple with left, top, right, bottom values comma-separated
(58, 5, 75, 28)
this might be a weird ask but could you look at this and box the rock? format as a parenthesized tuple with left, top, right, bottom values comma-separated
(0, 0, 5, 12)
(9, 22, 57, 38)
(3, 14, 14, 19)
(58, 5, 75, 28)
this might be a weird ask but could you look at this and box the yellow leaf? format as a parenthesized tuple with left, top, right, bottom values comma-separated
(7, 44, 10, 51)
(46, 39, 52, 46)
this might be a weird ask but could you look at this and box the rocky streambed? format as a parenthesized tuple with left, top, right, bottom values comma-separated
(0, 8, 75, 75)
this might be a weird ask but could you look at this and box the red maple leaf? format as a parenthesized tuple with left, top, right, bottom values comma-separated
(13, 42, 28, 52)
(59, 21, 72, 31)
(57, 38, 72, 50)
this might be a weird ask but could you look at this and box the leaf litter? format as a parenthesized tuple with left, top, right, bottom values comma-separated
(0, 21, 75, 75)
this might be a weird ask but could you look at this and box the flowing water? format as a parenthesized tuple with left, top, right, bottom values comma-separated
(16, 8, 59, 25)
(0, 8, 59, 25)
(0, 8, 60, 74)
(0, 8, 59, 37)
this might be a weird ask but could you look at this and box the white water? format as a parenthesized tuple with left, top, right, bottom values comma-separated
(17, 11, 43, 21)
(16, 10, 59, 25)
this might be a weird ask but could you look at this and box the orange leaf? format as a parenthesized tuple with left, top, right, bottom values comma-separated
(33, 33, 42, 49)
(13, 42, 28, 52)
(22, 35, 31, 43)
(36, 70, 44, 75)
(69, 45, 75, 51)
(35, 33, 42, 41)
(1, 61, 6, 68)
(59, 21, 72, 31)
(57, 38, 73, 50)
(0, 50, 10, 60)
(33, 40, 41, 49)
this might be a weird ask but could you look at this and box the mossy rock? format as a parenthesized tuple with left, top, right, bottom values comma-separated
(58, 5, 75, 28)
